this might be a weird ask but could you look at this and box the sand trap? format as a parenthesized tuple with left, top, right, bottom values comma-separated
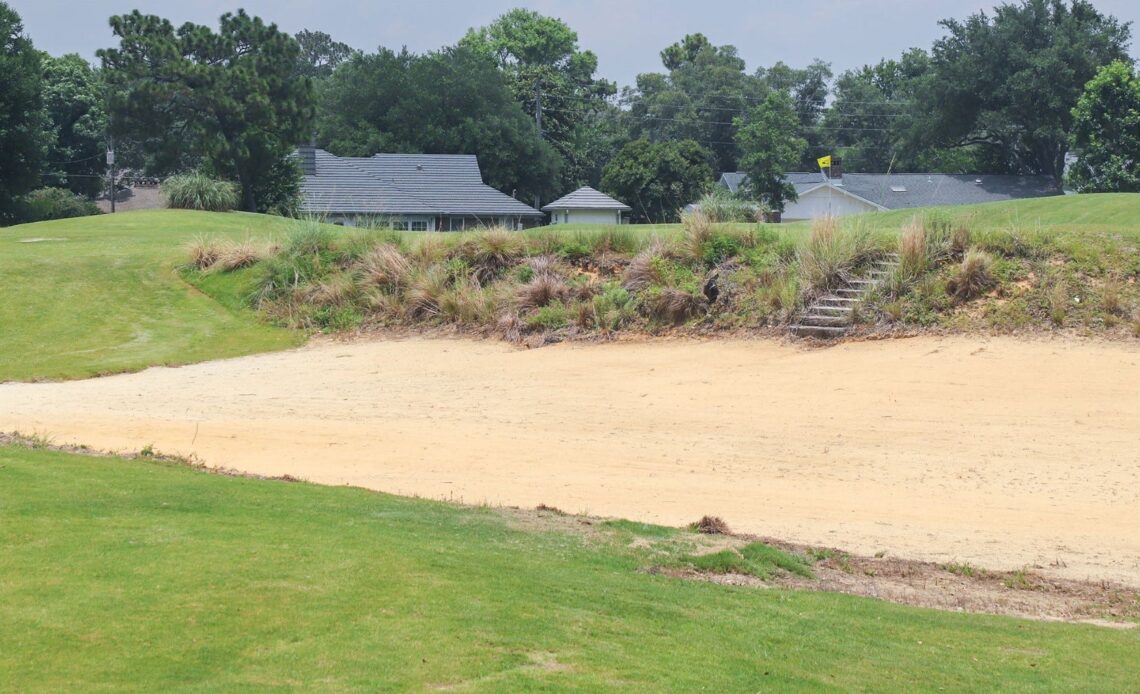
(2, 335, 1138, 585)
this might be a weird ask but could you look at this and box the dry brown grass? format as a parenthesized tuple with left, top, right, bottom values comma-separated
(647, 287, 706, 324)
(622, 242, 670, 292)
(947, 248, 995, 301)
(898, 219, 927, 279)
(1102, 279, 1126, 316)
(518, 275, 570, 310)
(405, 266, 449, 318)
(680, 209, 713, 262)
(357, 244, 411, 291)
(461, 227, 526, 283)
(185, 235, 223, 271)
(691, 516, 731, 535)
(215, 240, 268, 271)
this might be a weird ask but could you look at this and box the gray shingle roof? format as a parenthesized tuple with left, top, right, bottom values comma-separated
(541, 186, 632, 212)
(834, 174, 1061, 209)
(719, 171, 1060, 209)
(297, 149, 543, 218)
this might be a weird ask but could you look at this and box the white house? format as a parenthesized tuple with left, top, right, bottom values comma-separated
(541, 187, 631, 225)
(717, 169, 1061, 222)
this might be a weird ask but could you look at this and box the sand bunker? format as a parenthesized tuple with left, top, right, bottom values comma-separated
(2, 335, 1138, 586)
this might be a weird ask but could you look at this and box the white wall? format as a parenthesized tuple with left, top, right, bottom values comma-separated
(783, 187, 878, 221)
(549, 209, 623, 225)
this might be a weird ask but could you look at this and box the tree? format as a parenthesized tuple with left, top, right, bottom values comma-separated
(1068, 61, 1140, 193)
(319, 46, 560, 204)
(460, 9, 616, 193)
(919, 0, 1131, 180)
(824, 50, 931, 173)
(624, 33, 766, 174)
(294, 30, 356, 80)
(600, 139, 713, 223)
(98, 10, 316, 212)
(758, 60, 834, 170)
(41, 54, 107, 198)
(0, 2, 47, 222)
(734, 91, 806, 213)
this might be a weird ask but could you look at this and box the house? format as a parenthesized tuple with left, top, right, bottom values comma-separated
(717, 165, 1061, 222)
(541, 186, 631, 225)
(296, 147, 544, 230)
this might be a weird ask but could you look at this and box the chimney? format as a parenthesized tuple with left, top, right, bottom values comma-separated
(828, 157, 843, 180)
(299, 145, 317, 176)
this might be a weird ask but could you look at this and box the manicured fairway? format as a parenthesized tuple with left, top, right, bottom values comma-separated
(0, 210, 302, 382)
(0, 444, 1136, 691)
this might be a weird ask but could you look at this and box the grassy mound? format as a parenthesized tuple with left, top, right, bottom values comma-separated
(2, 441, 1137, 689)
(0, 210, 306, 382)
(186, 195, 1140, 342)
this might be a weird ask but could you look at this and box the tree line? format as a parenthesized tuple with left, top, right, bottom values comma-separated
(1, 1, 1137, 225)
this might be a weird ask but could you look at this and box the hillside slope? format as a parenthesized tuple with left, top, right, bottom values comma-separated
(0, 211, 306, 382)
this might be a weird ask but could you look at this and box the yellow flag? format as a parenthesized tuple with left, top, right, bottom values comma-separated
(817, 155, 832, 170)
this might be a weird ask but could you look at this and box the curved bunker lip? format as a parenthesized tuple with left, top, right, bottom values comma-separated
(3, 334, 1139, 587)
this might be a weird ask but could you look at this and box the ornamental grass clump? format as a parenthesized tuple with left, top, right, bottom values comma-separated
(164, 173, 240, 212)
(946, 248, 995, 301)
(797, 216, 877, 293)
(185, 235, 223, 270)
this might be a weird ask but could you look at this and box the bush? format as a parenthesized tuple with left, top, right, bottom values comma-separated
(696, 188, 762, 223)
(16, 187, 100, 223)
(164, 173, 240, 212)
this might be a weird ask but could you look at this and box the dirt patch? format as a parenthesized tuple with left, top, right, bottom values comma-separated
(651, 538, 1140, 628)
(2, 335, 1139, 588)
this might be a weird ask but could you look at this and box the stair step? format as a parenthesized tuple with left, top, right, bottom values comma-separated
(801, 315, 850, 327)
(819, 296, 857, 304)
(791, 324, 849, 339)
(835, 289, 862, 296)
(808, 304, 853, 313)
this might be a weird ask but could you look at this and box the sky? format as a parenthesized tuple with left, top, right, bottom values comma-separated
(10, 0, 1140, 89)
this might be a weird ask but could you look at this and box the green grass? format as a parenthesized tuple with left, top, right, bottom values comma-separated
(3, 195, 1138, 381)
(0, 210, 306, 382)
(1, 444, 1137, 690)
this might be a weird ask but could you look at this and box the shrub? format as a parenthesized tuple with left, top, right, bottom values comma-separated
(946, 248, 995, 301)
(163, 173, 240, 212)
(696, 189, 760, 223)
(16, 187, 100, 223)
(526, 303, 569, 330)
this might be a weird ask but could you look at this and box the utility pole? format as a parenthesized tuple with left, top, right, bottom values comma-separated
(106, 136, 116, 214)
(534, 81, 542, 210)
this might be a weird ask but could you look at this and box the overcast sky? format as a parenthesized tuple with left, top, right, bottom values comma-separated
(10, 0, 1140, 88)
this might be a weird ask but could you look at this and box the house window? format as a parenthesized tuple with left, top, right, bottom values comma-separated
(563, 211, 569, 224)
(409, 220, 428, 231)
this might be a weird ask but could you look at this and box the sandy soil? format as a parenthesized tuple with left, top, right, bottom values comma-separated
(2, 335, 1138, 586)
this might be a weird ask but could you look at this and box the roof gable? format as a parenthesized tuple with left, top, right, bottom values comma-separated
(298, 149, 542, 218)
(719, 171, 1060, 209)
(542, 186, 632, 212)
